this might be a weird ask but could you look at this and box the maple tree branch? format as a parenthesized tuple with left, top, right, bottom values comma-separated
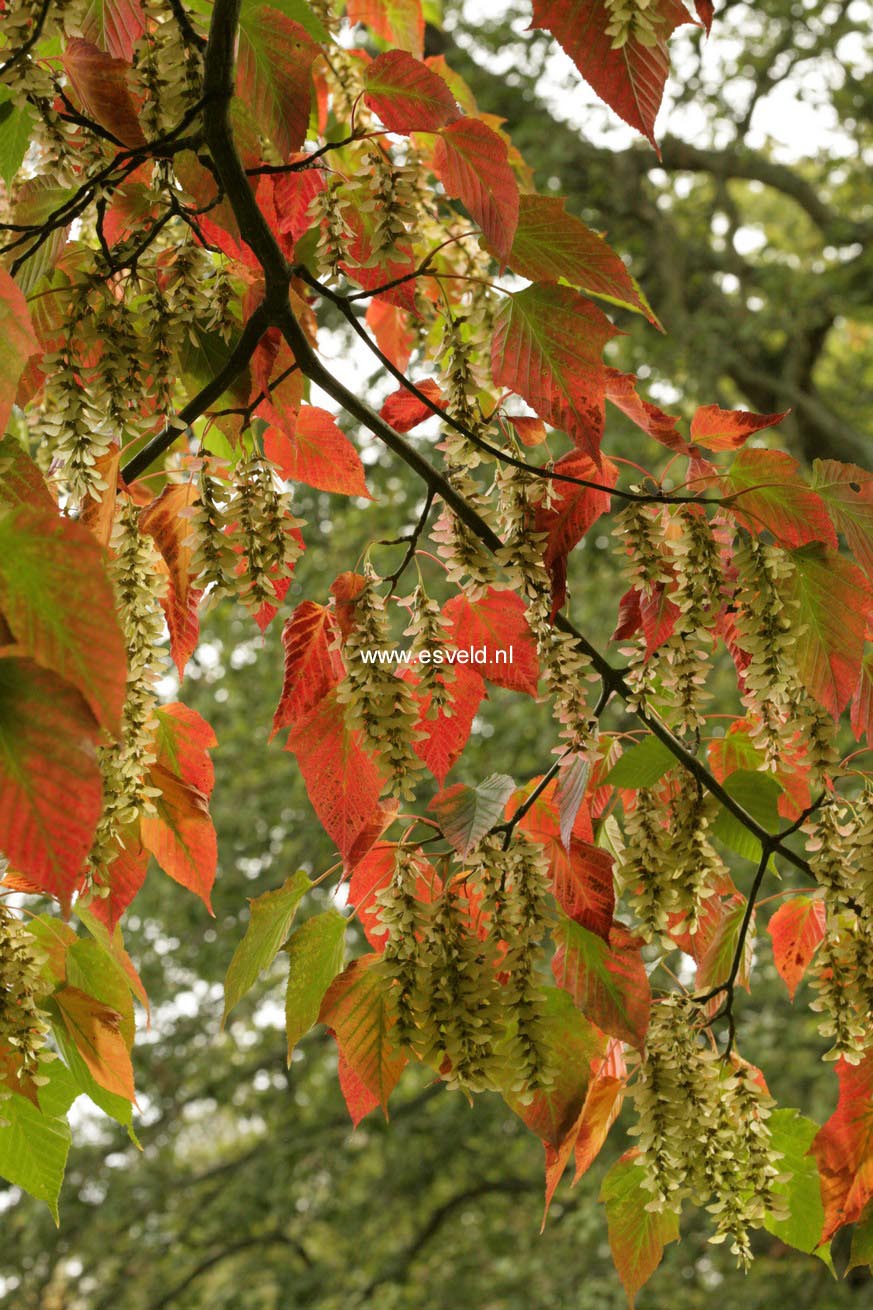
(120, 306, 271, 483)
(167, 0, 206, 49)
(188, 0, 818, 893)
(384, 488, 436, 593)
(148, 1232, 312, 1309)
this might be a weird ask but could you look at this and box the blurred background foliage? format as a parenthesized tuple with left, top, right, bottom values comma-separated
(3, 0, 872, 1305)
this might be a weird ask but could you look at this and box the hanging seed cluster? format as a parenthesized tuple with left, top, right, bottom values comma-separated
(375, 837, 554, 1096)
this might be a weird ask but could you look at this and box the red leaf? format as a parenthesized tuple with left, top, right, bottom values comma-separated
(787, 544, 871, 718)
(690, 404, 789, 451)
(87, 834, 149, 933)
(767, 895, 826, 1001)
(722, 448, 836, 549)
(271, 164, 326, 246)
(552, 919, 649, 1045)
(506, 195, 657, 324)
(0, 506, 127, 735)
(813, 1054, 873, 1241)
(236, 11, 318, 158)
(81, 0, 146, 61)
(379, 379, 443, 432)
(410, 663, 486, 785)
(347, 0, 424, 57)
(693, 0, 714, 34)
(0, 657, 103, 903)
(492, 283, 620, 461)
(851, 654, 873, 747)
(287, 690, 384, 861)
(366, 299, 414, 372)
(442, 587, 539, 695)
(265, 405, 370, 497)
(534, 450, 616, 610)
(613, 584, 680, 657)
(0, 268, 39, 435)
(605, 368, 684, 451)
(531, 0, 694, 151)
(433, 117, 519, 265)
(330, 571, 368, 638)
(163, 580, 201, 679)
(363, 49, 460, 133)
(319, 954, 407, 1123)
(54, 985, 135, 1101)
(62, 38, 146, 148)
(271, 601, 345, 738)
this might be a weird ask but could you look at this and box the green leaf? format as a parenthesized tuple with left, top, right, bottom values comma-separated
(786, 543, 870, 718)
(284, 909, 347, 1060)
(223, 870, 311, 1023)
(0, 90, 35, 187)
(0, 505, 128, 736)
(848, 1201, 873, 1273)
(236, 6, 319, 158)
(599, 1151, 680, 1306)
(606, 734, 675, 788)
(46, 1001, 135, 1131)
(241, 0, 329, 43)
(319, 954, 407, 1124)
(765, 1108, 833, 1269)
(66, 938, 136, 1048)
(0, 1090, 71, 1223)
(9, 178, 74, 295)
(429, 773, 516, 857)
(811, 459, 873, 580)
(711, 769, 781, 863)
(502, 193, 658, 324)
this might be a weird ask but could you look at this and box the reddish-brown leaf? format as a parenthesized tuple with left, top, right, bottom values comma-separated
(62, 38, 146, 148)
(287, 690, 385, 861)
(54, 985, 135, 1101)
(531, 0, 693, 151)
(433, 117, 519, 265)
(270, 164, 326, 247)
(319, 954, 407, 1123)
(0, 657, 103, 903)
(163, 579, 202, 679)
(330, 571, 369, 638)
(767, 895, 826, 1001)
(851, 654, 873, 747)
(379, 379, 443, 432)
(236, 11, 318, 158)
(347, 0, 424, 56)
(363, 49, 460, 133)
(265, 405, 370, 497)
(690, 403, 789, 451)
(0, 268, 39, 434)
(271, 601, 345, 738)
(505, 194, 657, 323)
(492, 283, 619, 461)
(441, 587, 539, 696)
(813, 1054, 873, 1241)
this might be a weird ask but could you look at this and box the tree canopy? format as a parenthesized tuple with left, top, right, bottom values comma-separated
(1, 1, 872, 1305)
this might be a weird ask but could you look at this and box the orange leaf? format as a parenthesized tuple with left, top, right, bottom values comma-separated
(767, 895, 827, 1001)
(54, 985, 135, 1101)
(319, 954, 407, 1124)
(265, 405, 370, 497)
(0, 269, 39, 434)
(271, 601, 345, 738)
(442, 587, 539, 696)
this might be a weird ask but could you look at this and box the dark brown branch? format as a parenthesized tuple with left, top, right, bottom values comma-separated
(120, 305, 271, 483)
(148, 1232, 311, 1310)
